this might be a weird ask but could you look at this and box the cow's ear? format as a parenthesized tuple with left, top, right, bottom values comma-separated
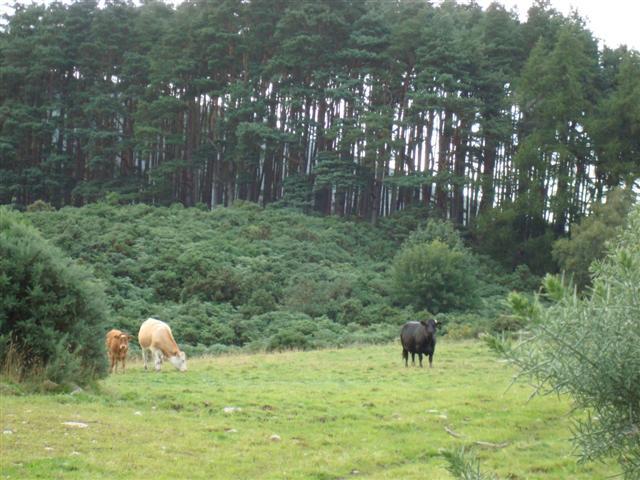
(420, 320, 427, 326)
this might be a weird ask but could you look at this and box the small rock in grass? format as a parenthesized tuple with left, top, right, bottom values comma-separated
(62, 421, 89, 428)
(270, 434, 281, 442)
(225, 428, 238, 433)
(70, 451, 81, 456)
(351, 469, 360, 475)
(44, 447, 54, 452)
(134, 411, 142, 416)
(3, 429, 13, 435)
(223, 407, 241, 414)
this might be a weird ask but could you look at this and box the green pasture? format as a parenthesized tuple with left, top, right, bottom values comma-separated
(1, 341, 615, 479)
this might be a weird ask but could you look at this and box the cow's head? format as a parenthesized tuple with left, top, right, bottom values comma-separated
(419, 318, 437, 333)
(169, 351, 187, 372)
(118, 333, 132, 351)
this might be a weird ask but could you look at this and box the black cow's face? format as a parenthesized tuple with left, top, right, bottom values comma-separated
(420, 319, 437, 333)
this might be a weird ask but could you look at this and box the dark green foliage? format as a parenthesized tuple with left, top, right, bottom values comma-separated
(472, 204, 556, 275)
(1, 0, 636, 234)
(24, 203, 408, 348)
(0, 208, 109, 384)
(392, 239, 479, 314)
(552, 188, 636, 290)
(20, 204, 530, 351)
(490, 205, 640, 478)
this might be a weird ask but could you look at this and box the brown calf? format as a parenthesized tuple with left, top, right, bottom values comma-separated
(106, 329, 132, 373)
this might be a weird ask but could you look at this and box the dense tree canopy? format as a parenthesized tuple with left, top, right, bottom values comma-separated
(1, 0, 638, 230)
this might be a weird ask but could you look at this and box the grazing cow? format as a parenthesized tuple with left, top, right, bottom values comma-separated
(138, 318, 187, 372)
(400, 319, 437, 368)
(105, 329, 132, 373)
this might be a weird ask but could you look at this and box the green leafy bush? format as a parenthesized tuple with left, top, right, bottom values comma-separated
(0, 208, 109, 384)
(403, 219, 465, 250)
(392, 240, 479, 313)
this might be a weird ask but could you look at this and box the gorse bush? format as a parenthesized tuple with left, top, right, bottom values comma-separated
(20, 204, 531, 352)
(24, 203, 408, 347)
(0, 208, 109, 384)
(489, 205, 640, 478)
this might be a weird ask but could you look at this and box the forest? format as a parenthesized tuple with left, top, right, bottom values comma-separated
(2, 0, 639, 230)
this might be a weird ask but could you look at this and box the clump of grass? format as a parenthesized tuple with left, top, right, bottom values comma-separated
(1, 339, 44, 384)
(443, 447, 498, 480)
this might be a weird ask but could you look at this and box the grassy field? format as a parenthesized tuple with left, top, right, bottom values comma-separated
(1, 340, 616, 479)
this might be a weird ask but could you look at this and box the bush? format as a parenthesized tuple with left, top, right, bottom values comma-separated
(26, 200, 55, 212)
(392, 240, 478, 313)
(490, 205, 640, 478)
(0, 208, 109, 384)
(403, 218, 464, 250)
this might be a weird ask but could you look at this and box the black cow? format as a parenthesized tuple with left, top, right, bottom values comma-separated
(400, 319, 437, 368)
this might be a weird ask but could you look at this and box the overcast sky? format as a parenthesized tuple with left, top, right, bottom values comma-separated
(469, 0, 640, 50)
(1, 0, 639, 51)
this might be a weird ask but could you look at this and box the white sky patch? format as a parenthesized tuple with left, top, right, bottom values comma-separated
(463, 0, 640, 50)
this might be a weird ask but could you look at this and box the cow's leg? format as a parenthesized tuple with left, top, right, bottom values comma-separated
(402, 349, 408, 367)
(428, 353, 433, 368)
(109, 353, 116, 374)
(121, 356, 126, 373)
(411, 352, 415, 365)
(153, 349, 163, 372)
(141, 348, 149, 371)
(418, 353, 423, 368)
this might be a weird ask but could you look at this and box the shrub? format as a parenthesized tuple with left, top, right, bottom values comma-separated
(403, 218, 464, 250)
(0, 208, 109, 384)
(26, 200, 55, 212)
(392, 240, 478, 313)
(489, 205, 640, 478)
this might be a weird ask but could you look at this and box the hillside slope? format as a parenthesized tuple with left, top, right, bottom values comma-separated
(25, 202, 409, 351)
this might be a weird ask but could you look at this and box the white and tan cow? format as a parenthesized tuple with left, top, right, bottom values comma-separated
(138, 318, 187, 372)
